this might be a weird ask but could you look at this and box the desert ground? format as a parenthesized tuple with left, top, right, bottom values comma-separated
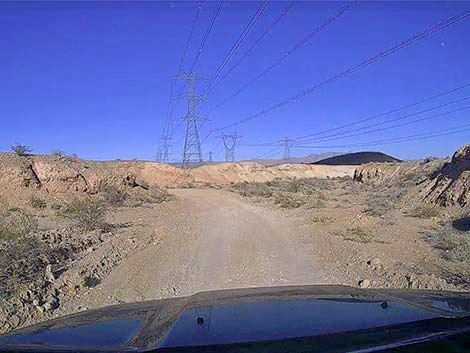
(0, 145, 468, 334)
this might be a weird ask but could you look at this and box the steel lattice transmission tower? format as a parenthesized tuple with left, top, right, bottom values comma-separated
(218, 133, 242, 162)
(159, 136, 172, 164)
(281, 137, 295, 159)
(177, 73, 207, 168)
(207, 151, 214, 163)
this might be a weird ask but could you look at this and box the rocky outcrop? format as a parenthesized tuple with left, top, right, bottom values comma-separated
(419, 145, 470, 207)
(353, 145, 470, 208)
(353, 158, 446, 185)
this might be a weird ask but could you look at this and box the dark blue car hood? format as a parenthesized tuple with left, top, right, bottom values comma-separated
(0, 285, 469, 352)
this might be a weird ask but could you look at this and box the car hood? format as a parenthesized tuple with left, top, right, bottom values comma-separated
(0, 285, 469, 352)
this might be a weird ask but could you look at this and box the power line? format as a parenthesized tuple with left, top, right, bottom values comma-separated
(212, 8, 470, 133)
(211, 1, 296, 94)
(294, 82, 470, 143)
(240, 104, 470, 148)
(202, 1, 271, 99)
(250, 147, 284, 160)
(296, 97, 470, 144)
(212, 1, 356, 112)
(291, 123, 470, 149)
(189, 0, 224, 73)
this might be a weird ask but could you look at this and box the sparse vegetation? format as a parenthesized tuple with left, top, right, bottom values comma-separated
(336, 227, 373, 243)
(30, 194, 47, 209)
(310, 215, 332, 224)
(136, 187, 174, 204)
(0, 208, 42, 299)
(423, 226, 470, 263)
(11, 144, 32, 156)
(59, 198, 109, 231)
(273, 192, 303, 208)
(233, 182, 273, 198)
(406, 205, 440, 219)
(363, 196, 392, 217)
(102, 184, 127, 206)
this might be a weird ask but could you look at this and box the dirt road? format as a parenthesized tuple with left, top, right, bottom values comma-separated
(65, 189, 325, 310)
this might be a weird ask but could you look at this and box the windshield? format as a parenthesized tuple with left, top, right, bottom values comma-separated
(0, 0, 469, 346)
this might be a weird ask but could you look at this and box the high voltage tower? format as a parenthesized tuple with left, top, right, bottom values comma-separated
(281, 137, 295, 159)
(207, 151, 214, 163)
(218, 133, 242, 162)
(177, 72, 207, 168)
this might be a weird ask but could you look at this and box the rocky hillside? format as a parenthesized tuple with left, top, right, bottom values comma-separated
(354, 144, 470, 208)
(0, 153, 190, 206)
(419, 145, 470, 207)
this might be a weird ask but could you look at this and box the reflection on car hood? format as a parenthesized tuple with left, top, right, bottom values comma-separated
(0, 285, 469, 352)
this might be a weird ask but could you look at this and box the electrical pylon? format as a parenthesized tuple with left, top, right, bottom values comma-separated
(218, 132, 242, 162)
(281, 137, 295, 159)
(177, 72, 206, 168)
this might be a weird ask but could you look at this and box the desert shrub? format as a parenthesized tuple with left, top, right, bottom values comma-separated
(273, 193, 303, 209)
(0, 209, 42, 299)
(305, 198, 326, 209)
(51, 150, 65, 158)
(336, 227, 373, 243)
(0, 235, 48, 300)
(11, 144, 32, 156)
(335, 176, 353, 183)
(0, 208, 37, 239)
(30, 194, 47, 209)
(363, 196, 392, 217)
(59, 198, 109, 231)
(310, 215, 332, 224)
(423, 226, 470, 263)
(406, 205, 440, 219)
(233, 182, 273, 198)
(135, 187, 174, 204)
(102, 185, 127, 206)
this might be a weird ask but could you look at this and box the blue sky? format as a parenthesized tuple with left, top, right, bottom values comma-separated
(1, 1, 469, 161)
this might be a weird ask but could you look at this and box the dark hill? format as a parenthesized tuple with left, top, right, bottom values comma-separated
(312, 152, 401, 165)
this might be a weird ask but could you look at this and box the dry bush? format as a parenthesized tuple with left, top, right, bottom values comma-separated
(0, 208, 37, 239)
(101, 185, 127, 206)
(0, 209, 42, 300)
(59, 198, 109, 231)
(406, 205, 440, 219)
(0, 236, 47, 300)
(134, 187, 174, 204)
(51, 150, 65, 158)
(11, 144, 32, 156)
(305, 198, 326, 209)
(30, 194, 47, 209)
(310, 215, 332, 224)
(233, 182, 273, 198)
(423, 226, 470, 263)
(363, 196, 392, 217)
(273, 193, 303, 209)
(336, 227, 373, 243)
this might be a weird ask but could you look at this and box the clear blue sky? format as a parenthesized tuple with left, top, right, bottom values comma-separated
(1, 1, 469, 161)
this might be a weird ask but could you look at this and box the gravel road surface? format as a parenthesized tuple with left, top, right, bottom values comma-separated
(69, 189, 325, 309)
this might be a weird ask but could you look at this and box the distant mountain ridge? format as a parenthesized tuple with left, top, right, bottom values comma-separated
(313, 152, 401, 165)
(247, 152, 344, 166)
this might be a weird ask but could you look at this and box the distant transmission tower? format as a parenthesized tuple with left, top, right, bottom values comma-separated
(218, 132, 242, 162)
(159, 136, 172, 164)
(207, 151, 213, 163)
(177, 73, 206, 168)
(281, 137, 295, 159)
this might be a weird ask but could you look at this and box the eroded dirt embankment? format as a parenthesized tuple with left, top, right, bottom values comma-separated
(354, 145, 470, 208)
